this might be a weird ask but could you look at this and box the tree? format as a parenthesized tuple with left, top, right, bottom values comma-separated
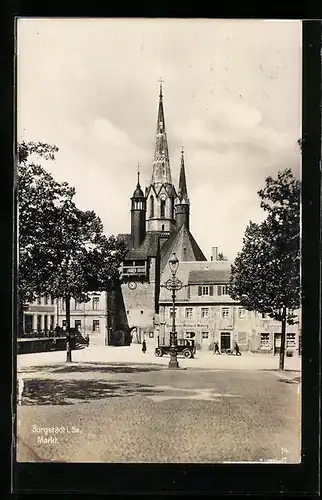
(18, 142, 127, 361)
(217, 252, 228, 261)
(18, 142, 74, 303)
(229, 169, 300, 370)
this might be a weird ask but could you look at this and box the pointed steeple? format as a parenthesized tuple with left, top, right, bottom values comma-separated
(132, 163, 144, 198)
(177, 147, 189, 204)
(151, 80, 172, 186)
(146, 82, 176, 234)
(175, 146, 190, 230)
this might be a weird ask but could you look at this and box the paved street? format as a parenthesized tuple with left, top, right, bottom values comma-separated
(16, 346, 301, 464)
(17, 343, 302, 372)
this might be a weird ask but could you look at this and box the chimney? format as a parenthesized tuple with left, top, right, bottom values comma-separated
(212, 247, 218, 261)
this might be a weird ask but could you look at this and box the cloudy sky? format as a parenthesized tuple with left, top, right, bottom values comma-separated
(17, 19, 302, 260)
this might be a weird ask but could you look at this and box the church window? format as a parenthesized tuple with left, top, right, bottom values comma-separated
(160, 199, 166, 217)
(150, 196, 154, 217)
(162, 224, 165, 231)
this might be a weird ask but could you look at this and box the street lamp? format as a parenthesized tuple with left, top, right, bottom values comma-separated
(165, 252, 182, 369)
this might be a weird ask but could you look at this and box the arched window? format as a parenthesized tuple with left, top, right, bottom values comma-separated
(171, 197, 175, 219)
(160, 199, 166, 218)
(162, 224, 165, 231)
(150, 196, 154, 217)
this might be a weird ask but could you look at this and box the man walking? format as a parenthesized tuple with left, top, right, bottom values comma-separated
(234, 341, 242, 356)
(214, 341, 221, 355)
(142, 339, 147, 354)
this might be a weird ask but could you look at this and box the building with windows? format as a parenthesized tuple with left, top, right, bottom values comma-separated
(22, 292, 115, 347)
(55, 292, 109, 346)
(23, 294, 57, 334)
(158, 254, 299, 353)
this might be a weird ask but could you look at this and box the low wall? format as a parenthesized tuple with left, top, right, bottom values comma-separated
(17, 337, 68, 354)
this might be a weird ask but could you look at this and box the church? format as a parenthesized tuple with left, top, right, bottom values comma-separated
(113, 83, 208, 346)
(108, 84, 299, 354)
(22, 84, 300, 355)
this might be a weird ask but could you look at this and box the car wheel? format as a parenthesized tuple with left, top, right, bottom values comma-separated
(155, 348, 163, 357)
(183, 349, 192, 358)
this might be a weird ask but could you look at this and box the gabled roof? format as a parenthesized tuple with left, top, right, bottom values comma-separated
(159, 260, 232, 303)
(160, 223, 206, 271)
(188, 269, 231, 284)
(145, 183, 176, 199)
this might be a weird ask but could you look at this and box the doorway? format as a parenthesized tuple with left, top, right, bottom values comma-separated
(220, 332, 231, 352)
(274, 333, 281, 355)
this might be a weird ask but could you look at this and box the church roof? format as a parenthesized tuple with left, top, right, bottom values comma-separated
(132, 184, 144, 198)
(118, 231, 162, 260)
(132, 168, 145, 198)
(160, 223, 207, 271)
(188, 269, 231, 284)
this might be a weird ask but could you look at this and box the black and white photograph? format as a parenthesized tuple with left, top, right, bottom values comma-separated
(15, 18, 302, 464)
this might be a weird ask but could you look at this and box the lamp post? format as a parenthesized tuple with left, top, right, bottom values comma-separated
(166, 252, 182, 369)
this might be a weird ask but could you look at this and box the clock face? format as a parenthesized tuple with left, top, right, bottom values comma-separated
(128, 281, 137, 290)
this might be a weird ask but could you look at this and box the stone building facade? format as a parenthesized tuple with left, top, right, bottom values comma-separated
(23, 294, 57, 334)
(158, 253, 299, 353)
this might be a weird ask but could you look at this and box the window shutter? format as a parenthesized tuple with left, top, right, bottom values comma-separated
(209, 285, 214, 296)
(198, 286, 202, 296)
(217, 285, 221, 296)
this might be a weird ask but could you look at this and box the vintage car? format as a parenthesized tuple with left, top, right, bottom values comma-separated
(154, 337, 196, 359)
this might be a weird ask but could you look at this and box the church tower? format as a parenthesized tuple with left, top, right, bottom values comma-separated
(175, 147, 190, 230)
(130, 166, 146, 248)
(146, 83, 176, 233)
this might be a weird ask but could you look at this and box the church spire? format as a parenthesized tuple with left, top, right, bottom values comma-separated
(175, 146, 190, 230)
(151, 79, 172, 186)
(146, 82, 176, 234)
(177, 147, 189, 204)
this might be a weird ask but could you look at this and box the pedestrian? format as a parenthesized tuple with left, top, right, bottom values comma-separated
(142, 339, 147, 354)
(234, 341, 241, 356)
(214, 341, 221, 355)
(86, 334, 90, 347)
(54, 323, 60, 338)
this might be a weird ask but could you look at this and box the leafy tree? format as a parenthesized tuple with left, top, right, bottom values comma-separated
(18, 141, 127, 361)
(217, 252, 228, 261)
(229, 169, 300, 370)
(18, 141, 73, 303)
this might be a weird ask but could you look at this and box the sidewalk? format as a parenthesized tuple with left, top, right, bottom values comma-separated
(17, 344, 302, 373)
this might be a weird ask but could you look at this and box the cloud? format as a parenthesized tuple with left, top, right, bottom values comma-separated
(17, 18, 301, 260)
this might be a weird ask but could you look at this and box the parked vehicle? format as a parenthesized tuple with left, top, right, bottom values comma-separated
(155, 337, 196, 359)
